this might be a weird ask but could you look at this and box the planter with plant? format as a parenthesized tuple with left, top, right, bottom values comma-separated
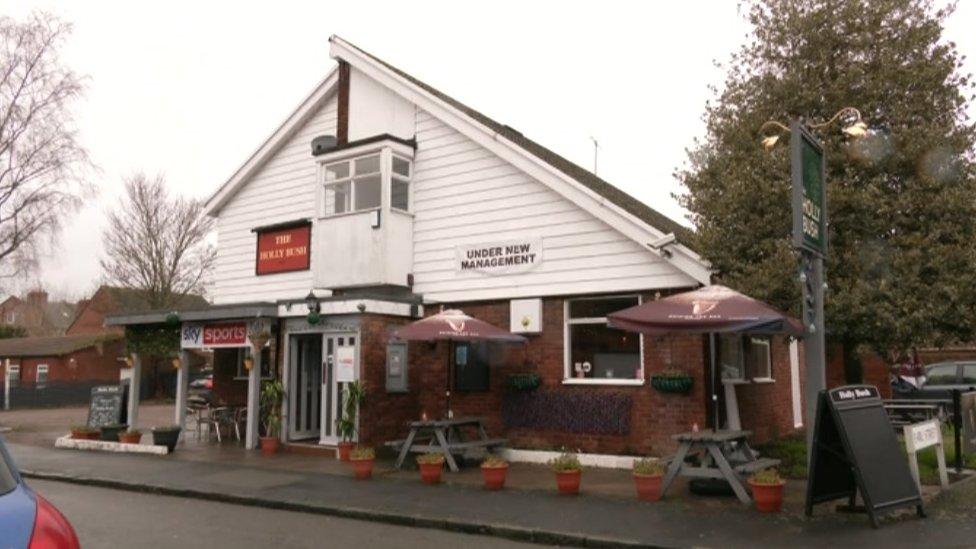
(151, 425, 182, 452)
(349, 446, 375, 480)
(632, 457, 666, 501)
(118, 429, 142, 444)
(335, 380, 366, 461)
(416, 453, 445, 485)
(650, 369, 694, 394)
(481, 454, 509, 490)
(549, 449, 583, 495)
(260, 379, 285, 456)
(99, 424, 128, 442)
(70, 425, 99, 440)
(748, 468, 786, 512)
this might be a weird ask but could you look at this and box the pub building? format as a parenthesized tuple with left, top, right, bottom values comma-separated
(107, 36, 804, 459)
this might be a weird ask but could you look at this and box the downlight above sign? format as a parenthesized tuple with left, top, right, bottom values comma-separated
(456, 239, 543, 275)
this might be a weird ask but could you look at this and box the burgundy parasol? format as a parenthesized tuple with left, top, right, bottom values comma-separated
(607, 285, 802, 336)
(394, 310, 525, 418)
(394, 309, 527, 343)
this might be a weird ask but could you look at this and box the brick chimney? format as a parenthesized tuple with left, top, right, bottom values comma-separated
(26, 290, 48, 309)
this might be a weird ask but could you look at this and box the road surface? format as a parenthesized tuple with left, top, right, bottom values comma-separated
(28, 479, 546, 549)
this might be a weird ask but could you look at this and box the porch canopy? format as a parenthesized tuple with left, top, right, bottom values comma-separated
(607, 285, 802, 336)
(394, 309, 525, 418)
(607, 285, 801, 430)
(105, 302, 278, 451)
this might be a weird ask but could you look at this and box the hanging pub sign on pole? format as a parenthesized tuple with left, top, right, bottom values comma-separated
(805, 385, 925, 528)
(791, 121, 828, 465)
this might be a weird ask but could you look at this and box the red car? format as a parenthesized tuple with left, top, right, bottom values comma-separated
(0, 435, 80, 548)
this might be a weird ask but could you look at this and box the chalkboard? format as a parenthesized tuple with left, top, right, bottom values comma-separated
(86, 385, 128, 429)
(805, 385, 924, 528)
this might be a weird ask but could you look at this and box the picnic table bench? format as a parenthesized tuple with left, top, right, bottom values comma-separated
(660, 429, 780, 505)
(390, 417, 506, 472)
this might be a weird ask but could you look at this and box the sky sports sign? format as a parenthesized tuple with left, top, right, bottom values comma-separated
(791, 123, 827, 257)
(182, 322, 248, 349)
(456, 239, 542, 275)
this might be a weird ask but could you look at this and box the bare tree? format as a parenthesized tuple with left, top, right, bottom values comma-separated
(0, 12, 90, 280)
(101, 173, 215, 308)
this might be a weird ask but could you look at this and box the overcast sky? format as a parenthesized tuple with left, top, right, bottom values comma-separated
(2, 0, 975, 299)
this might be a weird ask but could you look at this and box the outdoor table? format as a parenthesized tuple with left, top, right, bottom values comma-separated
(392, 416, 506, 472)
(659, 429, 780, 505)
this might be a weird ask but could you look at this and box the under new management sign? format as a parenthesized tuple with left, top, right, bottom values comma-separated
(456, 239, 543, 275)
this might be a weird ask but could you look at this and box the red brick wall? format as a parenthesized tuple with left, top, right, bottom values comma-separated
(734, 337, 804, 441)
(66, 288, 124, 336)
(358, 295, 804, 456)
(825, 343, 891, 399)
(2, 339, 126, 384)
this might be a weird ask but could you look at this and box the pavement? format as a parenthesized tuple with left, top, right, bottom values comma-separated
(4, 403, 976, 547)
(6, 439, 976, 548)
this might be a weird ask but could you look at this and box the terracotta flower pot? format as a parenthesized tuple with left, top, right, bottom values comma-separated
(633, 473, 663, 501)
(555, 469, 582, 495)
(71, 429, 98, 440)
(337, 441, 354, 462)
(351, 458, 375, 480)
(260, 436, 279, 456)
(481, 464, 508, 490)
(119, 432, 142, 444)
(419, 461, 444, 485)
(748, 480, 786, 513)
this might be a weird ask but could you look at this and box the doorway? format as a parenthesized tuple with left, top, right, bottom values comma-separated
(288, 334, 322, 441)
(319, 333, 358, 445)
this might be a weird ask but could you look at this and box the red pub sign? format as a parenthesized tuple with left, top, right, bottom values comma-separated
(255, 222, 311, 275)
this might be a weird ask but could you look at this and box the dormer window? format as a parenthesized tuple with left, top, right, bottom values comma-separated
(324, 154, 382, 216)
(317, 136, 415, 219)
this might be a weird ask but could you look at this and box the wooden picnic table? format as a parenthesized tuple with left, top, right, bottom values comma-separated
(659, 429, 780, 505)
(391, 416, 506, 472)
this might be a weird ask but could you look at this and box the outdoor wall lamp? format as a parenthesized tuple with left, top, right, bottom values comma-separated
(305, 290, 322, 325)
(760, 107, 868, 150)
(243, 357, 254, 371)
(172, 357, 182, 370)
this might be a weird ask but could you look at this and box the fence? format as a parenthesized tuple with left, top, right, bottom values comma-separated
(884, 389, 976, 473)
(2, 379, 120, 410)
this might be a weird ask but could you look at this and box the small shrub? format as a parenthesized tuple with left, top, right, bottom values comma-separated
(549, 449, 582, 472)
(416, 453, 445, 465)
(70, 424, 96, 433)
(152, 425, 181, 432)
(749, 468, 783, 485)
(482, 454, 508, 468)
(350, 446, 375, 460)
(633, 457, 665, 476)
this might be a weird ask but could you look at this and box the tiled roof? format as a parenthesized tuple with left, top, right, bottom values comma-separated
(0, 332, 123, 358)
(340, 39, 695, 246)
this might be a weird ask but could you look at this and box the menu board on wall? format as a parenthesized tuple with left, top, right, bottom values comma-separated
(255, 221, 311, 275)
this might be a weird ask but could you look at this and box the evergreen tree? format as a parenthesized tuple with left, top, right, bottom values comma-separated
(678, 0, 976, 359)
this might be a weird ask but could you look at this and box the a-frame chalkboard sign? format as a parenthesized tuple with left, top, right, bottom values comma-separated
(86, 385, 128, 429)
(805, 385, 924, 528)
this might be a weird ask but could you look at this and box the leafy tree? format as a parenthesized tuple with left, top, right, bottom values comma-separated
(101, 173, 214, 309)
(677, 0, 976, 359)
(0, 12, 90, 280)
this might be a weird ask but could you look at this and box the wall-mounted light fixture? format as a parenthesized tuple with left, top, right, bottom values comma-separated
(305, 290, 322, 325)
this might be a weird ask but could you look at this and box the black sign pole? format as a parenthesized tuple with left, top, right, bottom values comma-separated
(953, 389, 963, 473)
(792, 121, 828, 467)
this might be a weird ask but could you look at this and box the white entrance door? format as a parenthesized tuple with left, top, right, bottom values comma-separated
(320, 333, 358, 445)
(288, 334, 322, 441)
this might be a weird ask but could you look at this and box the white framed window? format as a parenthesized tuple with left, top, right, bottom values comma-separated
(323, 154, 382, 216)
(391, 155, 411, 212)
(6, 363, 20, 388)
(4, 311, 15, 324)
(720, 335, 773, 382)
(563, 295, 643, 385)
(231, 347, 273, 380)
(36, 364, 49, 389)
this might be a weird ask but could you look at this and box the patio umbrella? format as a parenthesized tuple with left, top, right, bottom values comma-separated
(394, 309, 526, 417)
(607, 285, 802, 429)
(607, 285, 802, 336)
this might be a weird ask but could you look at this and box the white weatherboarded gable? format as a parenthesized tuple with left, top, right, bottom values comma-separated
(411, 109, 698, 302)
(211, 93, 338, 304)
